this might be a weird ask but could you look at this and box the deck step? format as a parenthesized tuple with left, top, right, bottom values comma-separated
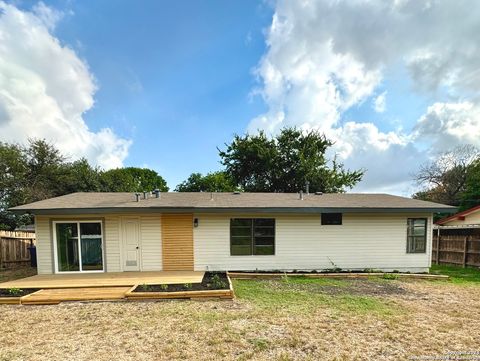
(21, 287, 131, 305)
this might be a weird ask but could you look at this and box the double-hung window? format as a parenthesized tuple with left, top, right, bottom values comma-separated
(406, 218, 427, 253)
(230, 218, 275, 256)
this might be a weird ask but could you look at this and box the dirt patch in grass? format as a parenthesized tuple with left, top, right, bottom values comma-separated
(134, 272, 229, 292)
(276, 276, 410, 296)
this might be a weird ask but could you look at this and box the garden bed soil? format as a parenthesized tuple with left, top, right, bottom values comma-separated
(133, 272, 230, 293)
(0, 288, 39, 297)
(230, 269, 418, 274)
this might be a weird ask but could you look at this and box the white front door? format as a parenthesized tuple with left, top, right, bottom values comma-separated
(122, 217, 141, 271)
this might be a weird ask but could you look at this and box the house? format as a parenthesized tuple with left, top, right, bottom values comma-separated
(436, 205, 480, 227)
(434, 205, 480, 237)
(10, 192, 455, 274)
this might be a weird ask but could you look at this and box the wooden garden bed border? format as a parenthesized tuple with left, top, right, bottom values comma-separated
(125, 275, 235, 300)
(227, 272, 449, 280)
(0, 289, 44, 305)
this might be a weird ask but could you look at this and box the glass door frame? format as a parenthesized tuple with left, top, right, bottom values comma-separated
(52, 220, 105, 273)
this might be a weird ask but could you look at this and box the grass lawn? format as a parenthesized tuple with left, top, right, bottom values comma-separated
(1, 266, 480, 361)
(430, 264, 480, 284)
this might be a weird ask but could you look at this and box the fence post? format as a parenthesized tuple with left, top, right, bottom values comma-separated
(436, 232, 440, 265)
(463, 236, 469, 268)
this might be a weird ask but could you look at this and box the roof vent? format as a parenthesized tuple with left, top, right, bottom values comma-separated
(315, 191, 323, 195)
(233, 191, 241, 195)
(153, 189, 160, 198)
(135, 193, 141, 202)
(210, 192, 214, 200)
(143, 191, 148, 199)
(299, 190, 304, 200)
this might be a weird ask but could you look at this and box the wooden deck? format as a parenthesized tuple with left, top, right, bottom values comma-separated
(0, 271, 237, 305)
(0, 271, 205, 289)
(21, 287, 132, 305)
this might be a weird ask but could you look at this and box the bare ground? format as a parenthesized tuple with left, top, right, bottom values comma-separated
(0, 267, 37, 283)
(1, 276, 480, 361)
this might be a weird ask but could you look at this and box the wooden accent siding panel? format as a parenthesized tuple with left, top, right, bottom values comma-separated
(162, 214, 194, 271)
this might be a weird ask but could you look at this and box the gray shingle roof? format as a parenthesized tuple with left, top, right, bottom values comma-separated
(10, 192, 456, 214)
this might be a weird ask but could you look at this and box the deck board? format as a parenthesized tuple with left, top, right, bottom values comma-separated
(21, 287, 131, 305)
(0, 271, 205, 289)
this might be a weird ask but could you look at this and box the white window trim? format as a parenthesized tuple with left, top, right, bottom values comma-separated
(52, 220, 105, 274)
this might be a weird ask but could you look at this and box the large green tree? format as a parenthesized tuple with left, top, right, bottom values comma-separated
(218, 128, 364, 193)
(0, 140, 169, 230)
(100, 167, 168, 193)
(175, 171, 237, 192)
(413, 145, 479, 206)
(0, 142, 28, 229)
(0, 139, 69, 229)
(460, 159, 480, 211)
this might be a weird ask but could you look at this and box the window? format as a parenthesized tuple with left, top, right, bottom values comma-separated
(321, 213, 342, 225)
(54, 221, 103, 272)
(230, 218, 275, 256)
(407, 218, 427, 253)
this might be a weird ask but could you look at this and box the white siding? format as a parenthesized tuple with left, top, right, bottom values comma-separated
(35, 216, 53, 274)
(104, 216, 121, 272)
(194, 213, 433, 272)
(140, 216, 162, 271)
(33, 214, 162, 274)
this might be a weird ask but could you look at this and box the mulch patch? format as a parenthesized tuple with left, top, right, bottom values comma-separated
(271, 278, 408, 297)
(318, 279, 408, 296)
(0, 288, 39, 298)
(133, 272, 229, 293)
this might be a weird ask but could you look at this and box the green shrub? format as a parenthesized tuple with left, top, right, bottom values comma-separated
(211, 274, 228, 289)
(159, 284, 168, 291)
(382, 273, 398, 280)
(7, 288, 22, 296)
(140, 283, 152, 291)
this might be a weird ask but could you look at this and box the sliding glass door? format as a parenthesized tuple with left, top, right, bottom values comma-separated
(54, 221, 104, 273)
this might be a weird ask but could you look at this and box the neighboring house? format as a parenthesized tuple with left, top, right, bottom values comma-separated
(436, 205, 480, 227)
(435, 205, 480, 237)
(10, 192, 455, 274)
(14, 224, 36, 233)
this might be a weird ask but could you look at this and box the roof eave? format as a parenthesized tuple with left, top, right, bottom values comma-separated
(11, 206, 457, 215)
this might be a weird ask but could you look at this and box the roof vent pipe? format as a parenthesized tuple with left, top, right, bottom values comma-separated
(153, 189, 160, 198)
(135, 193, 141, 202)
(210, 192, 214, 200)
(143, 191, 148, 199)
(299, 190, 304, 200)
(306, 181, 310, 195)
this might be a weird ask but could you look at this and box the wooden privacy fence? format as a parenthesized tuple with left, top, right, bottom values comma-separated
(432, 234, 480, 267)
(0, 231, 36, 269)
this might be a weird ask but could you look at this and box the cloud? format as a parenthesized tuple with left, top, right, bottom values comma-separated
(0, 1, 130, 169)
(414, 102, 480, 151)
(249, 0, 480, 193)
(373, 92, 387, 113)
